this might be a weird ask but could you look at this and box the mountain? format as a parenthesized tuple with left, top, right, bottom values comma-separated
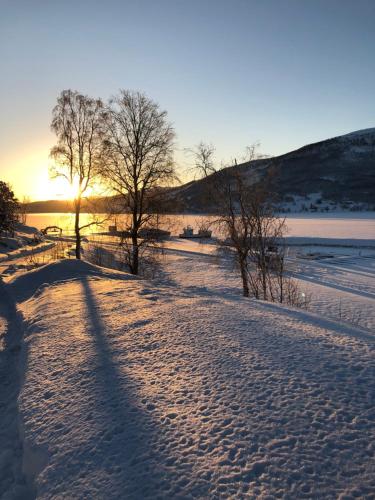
(170, 128, 375, 213)
(26, 128, 375, 214)
(26, 199, 74, 213)
(25, 198, 111, 214)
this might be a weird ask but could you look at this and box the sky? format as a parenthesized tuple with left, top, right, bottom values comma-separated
(0, 0, 374, 200)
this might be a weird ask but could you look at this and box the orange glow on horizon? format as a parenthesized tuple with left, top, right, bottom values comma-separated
(3, 144, 184, 202)
(2, 148, 108, 202)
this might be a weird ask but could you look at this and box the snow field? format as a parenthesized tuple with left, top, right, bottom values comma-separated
(162, 248, 375, 333)
(12, 258, 375, 499)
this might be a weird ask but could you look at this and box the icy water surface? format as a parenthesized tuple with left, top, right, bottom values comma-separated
(27, 212, 375, 240)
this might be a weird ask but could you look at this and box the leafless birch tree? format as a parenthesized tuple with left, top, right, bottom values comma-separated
(189, 142, 216, 179)
(101, 90, 176, 275)
(50, 90, 105, 259)
(213, 168, 285, 299)
(192, 144, 304, 304)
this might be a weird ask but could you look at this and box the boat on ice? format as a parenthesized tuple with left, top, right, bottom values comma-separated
(179, 226, 212, 239)
(107, 226, 171, 240)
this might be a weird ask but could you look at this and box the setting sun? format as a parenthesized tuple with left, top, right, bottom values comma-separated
(45, 176, 77, 200)
(33, 163, 106, 201)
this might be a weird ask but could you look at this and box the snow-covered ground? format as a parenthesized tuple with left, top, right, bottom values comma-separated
(0, 224, 44, 258)
(286, 253, 375, 331)
(1, 238, 374, 498)
(0, 224, 54, 281)
(0, 280, 31, 499)
(159, 238, 375, 332)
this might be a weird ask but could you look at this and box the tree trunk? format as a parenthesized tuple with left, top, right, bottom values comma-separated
(279, 259, 284, 303)
(131, 233, 139, 275)
(260, 255, 268, 301)
(239, 256, 249, 297)
(130, 203, 139, 274)
(74, 198, 81, 260)
(262, 272, 267, 300)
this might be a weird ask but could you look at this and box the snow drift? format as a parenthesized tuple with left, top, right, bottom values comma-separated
(8, 259, 133, 302)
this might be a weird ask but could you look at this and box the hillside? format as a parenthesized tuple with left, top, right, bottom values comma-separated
(25, 198, 108, 214)
(171, 128, 375, 213)
(26, 128, 375, 214)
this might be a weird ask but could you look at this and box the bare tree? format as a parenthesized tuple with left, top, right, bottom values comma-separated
(50, 90, 105, 259)
(213, 168, 285, 299)
(18, 195, 30, 225)
(192, 144, 304, 305)
(101, 90, 176, 275)
(188, 142, 216, 179)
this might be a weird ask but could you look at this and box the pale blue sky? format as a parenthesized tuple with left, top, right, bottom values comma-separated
(0, 0, 374, 199)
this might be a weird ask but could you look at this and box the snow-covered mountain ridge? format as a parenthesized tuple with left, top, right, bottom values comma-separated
(335, 127, 375, 141)
(172, 128, 375, 212)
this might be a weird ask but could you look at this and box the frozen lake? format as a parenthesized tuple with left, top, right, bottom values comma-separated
(27, 212, 375, 240)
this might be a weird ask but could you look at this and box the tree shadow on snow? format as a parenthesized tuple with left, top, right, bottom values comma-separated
(257, 299, 375, 342)
(0, 281, 34, 499)
(79, 277, 181, 498)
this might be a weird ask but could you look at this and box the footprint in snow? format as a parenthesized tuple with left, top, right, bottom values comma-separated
(130, 319, 151, 328)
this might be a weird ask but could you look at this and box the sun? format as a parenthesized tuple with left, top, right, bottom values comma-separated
(19, 152, 107, 201)
(34, 172, 80, 201)
(45, 176, 106, 201)
(47, 176, 78, 200)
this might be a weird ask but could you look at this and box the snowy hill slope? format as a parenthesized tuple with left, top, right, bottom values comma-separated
(6, 259, 374, 498)
(0, 224, 51, 263)
(172, 128, 375, 212)
(7, 258, 133, 302)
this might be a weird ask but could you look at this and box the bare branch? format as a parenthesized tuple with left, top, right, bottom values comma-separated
(101, 90, 176, 274)
(50, 89, 105, 259)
